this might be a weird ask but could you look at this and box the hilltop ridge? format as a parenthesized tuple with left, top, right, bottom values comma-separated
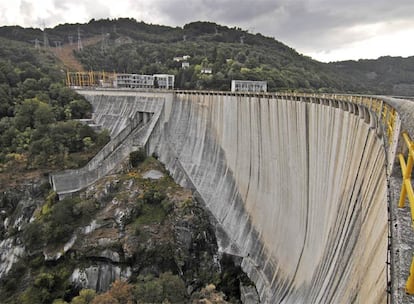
(0, 18, 413, 94)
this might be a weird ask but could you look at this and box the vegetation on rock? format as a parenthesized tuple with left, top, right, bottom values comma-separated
(0, 157, 254, 303)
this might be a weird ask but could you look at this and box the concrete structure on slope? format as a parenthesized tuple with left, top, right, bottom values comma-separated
(115, 74, 175, 89)
(115, 74, 154, 89)
(231, 80, 267, 92)
(50, 90, 414, 304)
(153, 74, 175, 89)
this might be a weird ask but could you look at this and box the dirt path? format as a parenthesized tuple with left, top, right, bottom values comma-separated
(51, 36, 102, 71)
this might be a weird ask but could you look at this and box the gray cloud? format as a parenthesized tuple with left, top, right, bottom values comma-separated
(146, 0, 414, 58)
(153, 0, 281, 26)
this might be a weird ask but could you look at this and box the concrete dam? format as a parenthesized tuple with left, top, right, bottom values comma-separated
(51, 90, 414, 303)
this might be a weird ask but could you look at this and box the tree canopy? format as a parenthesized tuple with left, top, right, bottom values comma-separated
(0, 38, 109, 176)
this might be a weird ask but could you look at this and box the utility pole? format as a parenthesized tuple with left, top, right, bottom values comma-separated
(101, 27, 107, 53)
(77, 27, 83, 51)
(54, 41, 62, 51)
(43, 23, 49, 49)
(34, 38, 40, 49)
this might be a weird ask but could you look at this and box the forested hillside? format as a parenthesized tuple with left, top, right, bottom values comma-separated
(1, 18, 413, 95)
(0, 37, 109, 188)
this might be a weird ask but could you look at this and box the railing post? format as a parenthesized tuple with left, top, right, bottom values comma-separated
(407, 257, 414, 294)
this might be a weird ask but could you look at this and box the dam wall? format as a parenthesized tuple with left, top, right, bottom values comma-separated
(147, 93, 391, 303)
(53, 90, 406, 303)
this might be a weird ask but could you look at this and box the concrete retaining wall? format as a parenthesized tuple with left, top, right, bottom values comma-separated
(50, 92, 167, 195)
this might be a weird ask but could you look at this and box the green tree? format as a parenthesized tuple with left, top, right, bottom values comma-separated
(69, 99, 92, 119)
(34, 101, 55, 127)
(71, 289, 96, 304)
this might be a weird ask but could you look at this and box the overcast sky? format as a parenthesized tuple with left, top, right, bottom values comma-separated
(0, 0, 413, 62)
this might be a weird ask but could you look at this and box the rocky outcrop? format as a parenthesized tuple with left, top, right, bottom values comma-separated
(0, 159, 252, 303)
(0, 179, 47, 279)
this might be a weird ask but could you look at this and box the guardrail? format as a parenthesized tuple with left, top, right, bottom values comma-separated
(398, 132, 414, 293)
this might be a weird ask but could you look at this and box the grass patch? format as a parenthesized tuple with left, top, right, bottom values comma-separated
(134, 203, 167, 226)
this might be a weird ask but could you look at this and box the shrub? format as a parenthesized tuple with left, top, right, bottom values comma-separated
(95, 129, 110, 147)
(39, 181, 52, 196)
(23, 221, 45, 249)
(34, 273, 55, 290)
(161, 199, 173, 213)
(90, 280, 133, 304)
(133, 272, 187, 304)
(129, 149, 146, 167)
(70, 288, 96, 304)
(143, 187, 166, 205)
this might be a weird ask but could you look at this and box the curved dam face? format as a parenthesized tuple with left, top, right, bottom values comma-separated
(147, 93, 388, 303)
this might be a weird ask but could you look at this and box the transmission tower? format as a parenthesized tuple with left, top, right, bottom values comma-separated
(240, 35, 245, 44)
(68, 35, 73, 45)
(54, 41, 62, 51)
(43, 27, 50, 49)
(101, 27, 107, 53)
(77, 27, 83, 51)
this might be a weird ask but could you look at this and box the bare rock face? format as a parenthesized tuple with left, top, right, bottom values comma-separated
(142, 169, 164, 180)
(0, 180, 47, 279)
(0, 158, 253, 303)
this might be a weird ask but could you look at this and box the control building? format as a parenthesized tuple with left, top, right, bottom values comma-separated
(231, 80, 267, 92)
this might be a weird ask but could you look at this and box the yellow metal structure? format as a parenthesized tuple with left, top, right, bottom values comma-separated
(66, 71, 116, 87)
(398, 132, 414, 211)
(398, 131, 414, 293)
(407, 259, 414, 294)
